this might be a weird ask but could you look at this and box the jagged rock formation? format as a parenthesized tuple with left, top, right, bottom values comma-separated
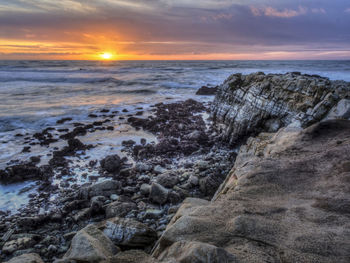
(212, 72, 350, 144)
(152, 120, 350, 262)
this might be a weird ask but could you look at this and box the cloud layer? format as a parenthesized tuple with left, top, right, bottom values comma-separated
(0, 0, 349, 59)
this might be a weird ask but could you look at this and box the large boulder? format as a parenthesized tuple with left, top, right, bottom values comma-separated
(196, 85, 218, 95)
(212, 72, 350, 144)
(98, 217, 157, 248)
(105, 201, 137, 219)
(5, 253, 44, 263)
(61, 224, 119, 262)
(153, 120, 350, 262)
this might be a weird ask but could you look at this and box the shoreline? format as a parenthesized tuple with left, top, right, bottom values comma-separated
(1, 71, 349, 262)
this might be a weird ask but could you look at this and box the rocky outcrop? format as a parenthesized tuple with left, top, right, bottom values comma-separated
(212, 72, 350, 144)
(153, 120, 350, 262)
(58, 224, 119, 262)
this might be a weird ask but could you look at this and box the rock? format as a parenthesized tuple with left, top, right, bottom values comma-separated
(100, 217, 157, 248)
(105, 201, 137, 219)
(2, 237, 37, 254)
(212, 72, 350, 144)
(5, 253, 44, 263)
(108, 250, 157, 263)
(100, 154, 122, 173)
(149, 183, 169, 205)
(140, 184, 151, 196)
(62, 224, 119, 262)
(153, 165, 166, 174)
(0, 164, 45, 183)
(156, 172, 179, 188)
(153, 120, 350, 262)
(158, 241, 236, 263)
(79, 180, 122, 199)
(324, 98, 350, 120)
(196, 85, 218, 95)
(135, 163, 152, 172)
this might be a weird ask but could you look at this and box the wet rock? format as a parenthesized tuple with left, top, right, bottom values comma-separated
(122, 140, 136, 147)
(79, 180, 122, 199)
(61, 224, 119, 262)
(156, 172, 179, 188)
(5, 253, 44, 263)
(0, 164, 47, 183)
(21, 146, 31, 153)
(105, 201, 137, 219)
(195, 85, 218, 95)
(135, 163, 152, 172)
(100, 154, 122, 173)
(100, 217, 157, 248)
(149, 183, 169, 205)
(56, 117, 72, 124)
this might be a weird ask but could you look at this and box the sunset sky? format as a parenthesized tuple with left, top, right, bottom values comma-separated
(0, 0, 350, 60)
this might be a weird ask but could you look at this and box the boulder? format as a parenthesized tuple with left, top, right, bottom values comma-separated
(196, 85, 218, 95)
(100, 154, 122, 173)
(149, 183, 169, 205)
(5, 253, 44, 263)
(62, 224, 119, 262)
(2, 237, 37, 254)
(105, 201, 137, 219)
(153, 120, 350, 262)
(156, 172, 179, 188)
(99, 217, 157, 248)
(212, 72, 350, 144)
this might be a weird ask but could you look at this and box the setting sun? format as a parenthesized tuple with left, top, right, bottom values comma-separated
(100, 52, 113, 60)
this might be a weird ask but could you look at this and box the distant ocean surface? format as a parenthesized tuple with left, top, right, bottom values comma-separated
(0, 60, 349, 133)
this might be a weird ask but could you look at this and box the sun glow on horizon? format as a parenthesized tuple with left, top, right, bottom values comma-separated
(100, 52, 113, 60)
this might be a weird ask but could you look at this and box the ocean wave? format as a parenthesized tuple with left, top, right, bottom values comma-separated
(0, 76, 125, 85)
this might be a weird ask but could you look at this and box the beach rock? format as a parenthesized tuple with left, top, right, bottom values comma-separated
(212, 72, 350, 144)
(100, 217, 157, 248)
(61, 224, 119, 262)
(140, 184, 151, 195)
(156, 172, 179, 188)
(149, 183, 169, 205)
(153, 120, 350, 262)
(2, 237, 37, 254)
(196, 85, 218, 95)
(0, 164, 45, 183)
(105, 201, 137, 219)
(79, 180, 122, 199)
(109, 250, 157, 263)
(100, 154, 122, 173)
(5, 253, 44, 263)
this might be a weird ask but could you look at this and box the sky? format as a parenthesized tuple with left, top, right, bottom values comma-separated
(0, 0, 350, 60)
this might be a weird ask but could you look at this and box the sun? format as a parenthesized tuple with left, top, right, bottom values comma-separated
(100, 52, 113, 60)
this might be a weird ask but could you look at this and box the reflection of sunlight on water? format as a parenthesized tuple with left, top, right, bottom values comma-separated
(0, 181, 37, 213)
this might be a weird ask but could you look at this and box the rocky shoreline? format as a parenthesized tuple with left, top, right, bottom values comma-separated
(1, 72, 350, 263)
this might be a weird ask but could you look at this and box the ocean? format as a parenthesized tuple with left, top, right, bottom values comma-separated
(0, 60, 349, 212)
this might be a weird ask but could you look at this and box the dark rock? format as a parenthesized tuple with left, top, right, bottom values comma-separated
(149, 183, 169, 205)
(195, 85, 218, 95)
(100, 154, 122, 173)
(56, 117, 72, 124)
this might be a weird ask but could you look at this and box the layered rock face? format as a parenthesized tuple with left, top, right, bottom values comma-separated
(153, 120, 350, 262)
(212, 72, 350, 143)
